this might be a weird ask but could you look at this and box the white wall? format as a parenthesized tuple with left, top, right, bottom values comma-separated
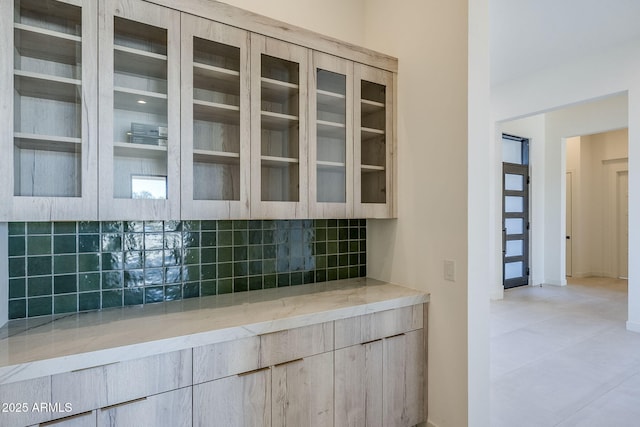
(567, 129, 628, 278)
(491, 38, 640, 331)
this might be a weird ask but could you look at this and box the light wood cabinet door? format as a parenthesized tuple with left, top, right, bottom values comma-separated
(0, 0, 98, 221)
(250, 34, 309, 219)
(98, 0, 181, 220)
(308, 52, 354, 218)
(96, 387, 191, 427)
(180, 14, 251, 219)
(354, 64, 395, 218)
(0, 376, 52, 426)
(272, 352, 334, 427)
(193, 368, 271, 427)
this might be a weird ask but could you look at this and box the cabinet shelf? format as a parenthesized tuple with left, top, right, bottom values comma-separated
(361, 98, 385, 114)
(317, 120, 346, 138)
(317, 89, 345, 110)
(193, 149, 240, 164)
(14, 23, 81, 65)
(14, 133, 81, 153)
(361, 164, 385, 173)
(193, 100, 240, 124)
(193, 63, 240, 96)
(317, 160, 346, 170)
(261, 77, 298, 102)
(114, 87, 167, 115)
(114, 141, 167, 159)
(261, 155, 299, 168)
(115, 45, 167, 79)
(261, 111, 299, 130)
(14, 70, 80, 103)
(361, 127, 385, 140)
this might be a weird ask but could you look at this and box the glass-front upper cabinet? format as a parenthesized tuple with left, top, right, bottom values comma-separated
(98, 0, 180, 220)
(0, 0, 98, 220)
(354, 63, 395, 218)
(180, 14, 250, 219)
(308, 52, 353, 218)
(250, 35, 308, 219)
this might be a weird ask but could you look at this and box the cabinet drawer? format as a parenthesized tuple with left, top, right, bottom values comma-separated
(259, 322, 333, 367)
(334, 304, 423, 349)
(193, 336, 260, 383)
(51, 349, 191, 416)
(0, 376, 52, 427)
(96, 387, 191, 427)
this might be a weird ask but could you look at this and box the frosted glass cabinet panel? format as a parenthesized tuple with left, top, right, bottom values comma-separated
(250, 35, 308, 218)
(308, 52, 353, 218)
(0, 0, 98, 220)
(180, 14, 250, 219)
(354, 63, 394, 218)
(98, 0, 180, 220)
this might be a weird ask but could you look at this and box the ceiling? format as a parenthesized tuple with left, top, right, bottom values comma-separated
(490, 0, 640, 86)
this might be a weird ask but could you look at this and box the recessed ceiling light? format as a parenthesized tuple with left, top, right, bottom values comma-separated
(137, 100, 147, 104)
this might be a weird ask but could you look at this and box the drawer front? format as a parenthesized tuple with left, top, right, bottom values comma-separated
(51, 349, 192, 416)
(259, 322, 333, 367)
(193, 336, 260, 384)
(0, 376, 52, 427)
(96, 387, 191, 427)
(334, 304, 423, 349)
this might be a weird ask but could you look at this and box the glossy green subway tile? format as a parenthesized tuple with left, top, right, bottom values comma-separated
(53, 222, 76, 234)
(54, 275, 77, 294)
(101, 221, 123, 233)
(339, 267, 349, 280)
(276, 244, 288, 258)
(248, 230, 262, 245)
(9, 237, 26, 257)
(164, 232, 182, 249)
(79, 273, 100, 292)
(182, 220, 200, 231)
(263, 274, 277, 289)
(54, 235, 77, 254)
(315, 269, 327, 282)
(359, 265, 367, 276)
(233, 261, 248, 276)
(262, 230, 275, 244)
(144, 250, 164, 268)
(143, 269, 163, 286)
(327, 242, 338, 255)
(263, 259, 276, 274)
(124, 288, 144, 306)
(201, 280, 217, 296)
(54, 294, 77, 314)
(233, 230, 248, 245)
(303, 271, 315, 284)
(218, 230, 232, 246)
(290, 272, 303, 286)
(233, 277, 248, 292)
(9, 299, 26, 319)
(102, 271, 123, 289)
(339, 254, 349, 267)
(217, 279, 232, 294)
(218, 247, 232, 263)
(79, 292, 100, 311)
(217, 262, 232, 279)
(79, 234, 100, 253)
(360, 252, 367, 264)
(360, 227, 367, 239)
(78, 222, 99, 234)
(276, 257, 289, 273)
(349, 227, 359, 239)
(201, 264, 216, 280)
(313, 219, 327, 228)
(101, 234, 122, 252)
(144, 221, 164, 232)
(233, 220, 248, 230)
(349, 266, 360, 278)
(201, 231, 216, 247)
(125, 221, 144, 232)
(277, 273, 290, 287)
(78, 253, 100, 272)
(248, 245, 262, 261)
(249, 260, 262, 275)
(9, 278, 26, 299)
(28, 236, 51, 255)
(184, 282, 202, 298)
(123, 269, 144, 287)
(124, 233, 144, 251)
(248, 220, 262, 230)
(262, 220, 276, 230)
(327, 228, 338, 241)
(290, 220, 302, 229)
(316, 255, 327, 269)
(327, 268, 338, 281)
(101, 290, 123, 308)
(290, 257, 304, 271)
(349, 241, 359, 253)
(339, 241, 349, 254)
(327, 255, 338, 268)
(124, 251, 143, 269)
(182, 265, 200, 282)
(165, 266, 182, 284)
(263, 244, 276, 259)
(327, 219, 338, 228)
(27, 222, 51, 235)
(233, 246, 248, 261)
(9, 222, 26, 235)
(144, 286, 164, 304)
(28, 296, 52, 316)
(102, 252, 124, 271)
(275, 229, 288, 244)
(164, 284, 182, 301)
(164, 249, 183, 266)
(164, 220, 181, 232)
(349, 253, 359, 266)
(249, 276, 263, 291)
(201, 246, 215, 262)
(27, 256, 52, 276)
(315, 228, 326, 241)
(145, 233, 164, 250)
(290, 228, 302, 242)
(183, 248, 200, 265)
(201, 220, 217, 231)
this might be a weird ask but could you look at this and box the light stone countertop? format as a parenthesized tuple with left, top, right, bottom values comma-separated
(0, 278, 428, 385)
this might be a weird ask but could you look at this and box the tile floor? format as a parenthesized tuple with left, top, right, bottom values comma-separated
(491, 277, 640, 427)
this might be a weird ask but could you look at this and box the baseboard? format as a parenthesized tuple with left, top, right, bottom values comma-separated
(626, 321, 640, 333)
(543, 279, 566, 286)
(426, 420, 439, 427)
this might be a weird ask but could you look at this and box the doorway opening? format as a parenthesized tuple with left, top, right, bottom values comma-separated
(502, 134, 530, 289)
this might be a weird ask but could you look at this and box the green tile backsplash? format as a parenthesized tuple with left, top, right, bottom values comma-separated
(7, 220, 367, 319)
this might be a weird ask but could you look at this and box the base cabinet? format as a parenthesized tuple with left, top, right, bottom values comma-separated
(96, 388, 191, 427)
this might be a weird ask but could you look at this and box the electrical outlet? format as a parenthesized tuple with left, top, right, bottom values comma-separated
(444, 260, 456, 282)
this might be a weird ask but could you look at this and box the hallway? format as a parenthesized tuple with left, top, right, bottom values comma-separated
(491, 277, 640, 426)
